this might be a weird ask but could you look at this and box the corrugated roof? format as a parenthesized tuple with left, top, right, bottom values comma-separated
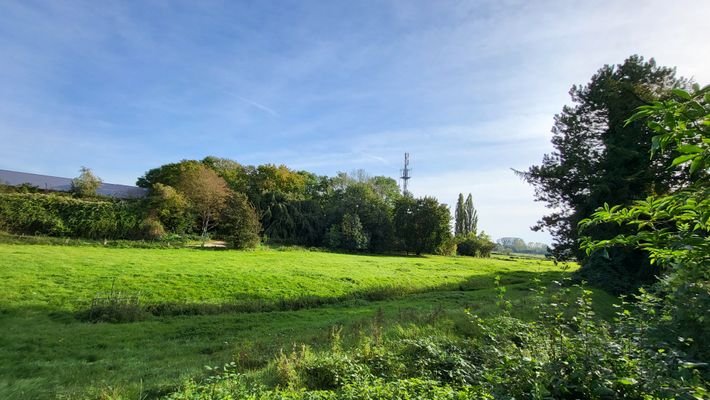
(0, 169, 147, 199)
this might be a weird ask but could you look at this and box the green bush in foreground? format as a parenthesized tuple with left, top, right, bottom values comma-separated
(164, 282, 707, 400)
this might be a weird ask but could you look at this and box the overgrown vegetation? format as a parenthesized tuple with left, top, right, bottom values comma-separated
(0, 193, 144, 239)
(164, 281, 707, 400)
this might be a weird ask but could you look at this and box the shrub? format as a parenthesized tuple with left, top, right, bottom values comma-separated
(219, 192, 261, 249)
(0, 193, 144, 239)
(456, 233, 495, 257)
(71, 166, 102, 198)
(139, 216, 165, 240)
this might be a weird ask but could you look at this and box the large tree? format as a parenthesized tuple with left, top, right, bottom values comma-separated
(463, 194, 478, 236)
(516, 56, 689, 290)
(394, 195, 451, 255)
(176, 165, 230, 240)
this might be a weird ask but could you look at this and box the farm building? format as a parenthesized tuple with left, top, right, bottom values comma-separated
(0, 169, 147, 199)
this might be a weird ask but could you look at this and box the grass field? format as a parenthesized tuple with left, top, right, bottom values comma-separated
(0, 243, 613, 399)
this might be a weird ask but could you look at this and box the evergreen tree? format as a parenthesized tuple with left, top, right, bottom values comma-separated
(516, 55, 689, 291)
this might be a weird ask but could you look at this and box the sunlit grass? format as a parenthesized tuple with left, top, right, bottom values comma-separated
(0, 244, 613, 399)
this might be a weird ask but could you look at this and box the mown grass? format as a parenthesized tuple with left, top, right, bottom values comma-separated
(0, 243, 614, 399)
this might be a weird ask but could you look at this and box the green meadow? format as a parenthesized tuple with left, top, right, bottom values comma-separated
(0, 243, 613, 399)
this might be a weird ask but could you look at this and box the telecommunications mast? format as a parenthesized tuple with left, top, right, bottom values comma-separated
(400, 152, 411, 195)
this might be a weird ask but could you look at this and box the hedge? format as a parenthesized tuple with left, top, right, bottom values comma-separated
(0, 193, 146, 239)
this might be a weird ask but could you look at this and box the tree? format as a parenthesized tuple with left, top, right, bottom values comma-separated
(220, 192, 261, 249)
(455, 193, 478, 237)
(71, 167, 102, 197)
(339, 212, 369, 251)
(518, 56, 687, 258)
(148, 183, 191, 233)
(176, 165, 230, 240)
(463, 194, 478, 235)
(325, 182, 394, 252)
(136, 159, 202, 188)
(580, 85, 709, 359)
(516, 55, 689, 291)
(394, 195, 451, 255)
(201, 156, 250, 193)
(454, 193, 465, 236)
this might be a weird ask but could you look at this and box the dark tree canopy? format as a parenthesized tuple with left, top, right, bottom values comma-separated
(393, 195, 451, 255)
(517, 55, 690, 291)
(520, 56, 678, 257)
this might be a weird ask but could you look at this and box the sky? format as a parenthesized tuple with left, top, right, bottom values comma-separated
(1, 0, 708, 244)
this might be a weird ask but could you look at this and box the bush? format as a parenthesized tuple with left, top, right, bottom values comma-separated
(435, 236, 457, 256)
(139, 217, 166, 240)
(71, 166, 102, 198)
(456, 233, 495, 257)
(219, 192, 261, 249)
(0, 193, 144, 239)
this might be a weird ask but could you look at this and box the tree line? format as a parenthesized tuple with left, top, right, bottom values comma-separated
(1, 159, 497, 256)
(136, 159, 494, 255)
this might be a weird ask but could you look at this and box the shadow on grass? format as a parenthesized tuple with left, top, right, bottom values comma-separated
(67, 270, 574, 323)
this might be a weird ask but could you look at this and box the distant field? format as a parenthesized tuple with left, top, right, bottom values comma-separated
(0, 243, 612, 399)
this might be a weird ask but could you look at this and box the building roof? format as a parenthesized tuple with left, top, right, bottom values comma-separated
(0, 169, 147, 199)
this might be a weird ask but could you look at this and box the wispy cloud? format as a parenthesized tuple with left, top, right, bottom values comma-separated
(235, 96, 279, 117)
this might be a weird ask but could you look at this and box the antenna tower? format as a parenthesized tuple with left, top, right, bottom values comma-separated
(400, 152, 411, 195)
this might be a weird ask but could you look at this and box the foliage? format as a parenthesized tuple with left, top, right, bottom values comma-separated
(177, 165, 230, 240)
(496, 237, 549, 255)
(0, 193, 143, 239)
(136, 159, 203, 188)
(454, 194, 478, 237)
(148, 183, 192, 233)
(71, 166, 102, 198)
(219, 191, 261, 249)
(463, 194, 478, 236)
(139, 216, 166, 240)
(517, 56, 688, 271)
(325, 182, 394, 252)
(336, 213, 369, 251)
(580, 85, 710, 359)
(164, 281, 706, 400)
(454, 193, 465, 237)
(393, 196, 452, 255)
(456, 232, 495, 257)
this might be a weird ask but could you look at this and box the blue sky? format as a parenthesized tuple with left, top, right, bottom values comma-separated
(1, 0, 708, 243)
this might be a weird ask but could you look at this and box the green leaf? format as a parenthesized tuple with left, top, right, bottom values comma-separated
(689, 157, 703, 175)
(671, 154, 696, 167)
(678, 144, 703, 154)
(618, 377, 638, 385)
(672, 88, 691, 100)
